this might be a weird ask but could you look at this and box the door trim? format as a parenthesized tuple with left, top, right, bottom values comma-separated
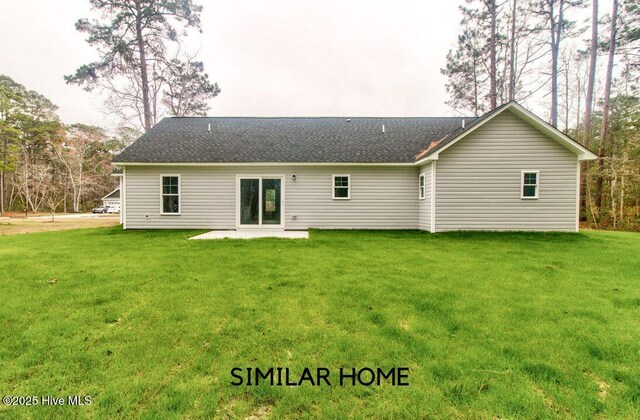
(236, 174, 285, 229)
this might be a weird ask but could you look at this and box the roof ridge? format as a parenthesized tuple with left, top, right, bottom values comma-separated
(163, 116, 478, 120)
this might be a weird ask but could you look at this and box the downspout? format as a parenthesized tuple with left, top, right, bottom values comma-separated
(122, 168, 127, 230)
(431, 161, 436, 233)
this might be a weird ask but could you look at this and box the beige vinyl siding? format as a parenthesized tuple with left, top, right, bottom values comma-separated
(124, 165, 419, 229)
(434, 110, 578, 232)
(418, 163, 432, 231)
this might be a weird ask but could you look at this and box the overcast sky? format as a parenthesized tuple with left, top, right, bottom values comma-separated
(0, 0, 464, 127)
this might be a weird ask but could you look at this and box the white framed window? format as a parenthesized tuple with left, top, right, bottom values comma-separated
(161, 175, 181, 214)
(521, 170, 539, 199)
(419, 174, 426, 199)
(332, 175, 350, 199)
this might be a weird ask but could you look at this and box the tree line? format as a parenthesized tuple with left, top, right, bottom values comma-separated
(443, 0, 640, 231)
(0, 75, 133, 216)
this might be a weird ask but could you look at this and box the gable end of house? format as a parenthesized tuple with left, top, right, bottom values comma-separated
(414, 102, 597, 165)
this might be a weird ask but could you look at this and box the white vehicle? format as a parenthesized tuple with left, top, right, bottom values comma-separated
(105, 206, 120, 214)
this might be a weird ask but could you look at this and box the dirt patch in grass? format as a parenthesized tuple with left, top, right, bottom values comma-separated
(533, 385, 557, 413)
(597, 379, 610, 398)
(0, 216, 119, 235)
(247, 404, 274, 419)
(584, 370, 611, 399)
(1, 211, 51, 218)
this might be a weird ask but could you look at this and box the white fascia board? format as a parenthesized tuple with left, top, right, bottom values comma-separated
(415, 155, 439, 165)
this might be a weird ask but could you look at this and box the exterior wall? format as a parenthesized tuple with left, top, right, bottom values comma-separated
(434, 110, 578, 232)
(418, 162, 432, 231)
(123, 165, 419, 229)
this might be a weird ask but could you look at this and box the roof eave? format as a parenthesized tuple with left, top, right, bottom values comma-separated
(111, 161, 415, 166)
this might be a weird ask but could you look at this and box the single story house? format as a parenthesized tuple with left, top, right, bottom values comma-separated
(101, 188, 121, 212)
(112, 101, 597, 232)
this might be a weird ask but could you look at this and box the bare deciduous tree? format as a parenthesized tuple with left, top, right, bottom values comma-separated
(55, 124, 109, 213)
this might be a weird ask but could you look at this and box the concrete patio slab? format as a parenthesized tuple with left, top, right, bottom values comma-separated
(190, 229, 309, 240)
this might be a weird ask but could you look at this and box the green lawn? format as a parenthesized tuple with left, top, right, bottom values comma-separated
(0, 228, 639, 419)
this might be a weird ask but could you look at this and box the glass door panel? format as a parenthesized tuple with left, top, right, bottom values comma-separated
(261, 178, 281, 225)
(240, 178, 259, 225)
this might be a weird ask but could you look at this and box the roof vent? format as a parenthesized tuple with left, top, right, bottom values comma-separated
(382, 123, 386, 135)
(461, 119, 466, 128)
(347, 118, 351, 123)
(207, 123, 211, 133)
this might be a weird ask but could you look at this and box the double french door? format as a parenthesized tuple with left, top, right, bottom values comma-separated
(238, 176, 283, 228)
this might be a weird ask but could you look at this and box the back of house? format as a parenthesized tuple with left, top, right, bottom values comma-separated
(112, 102, 596, 232)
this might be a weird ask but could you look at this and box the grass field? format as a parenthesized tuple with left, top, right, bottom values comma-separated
(0, 228, 639, 418)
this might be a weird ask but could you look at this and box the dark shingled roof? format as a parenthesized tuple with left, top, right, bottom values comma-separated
(112, 116, 478, 164)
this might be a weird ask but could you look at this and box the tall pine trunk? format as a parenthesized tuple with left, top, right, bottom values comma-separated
(564, 61, 570, 132)
(0, 169, 4, 215)
(595, 0, 618, 212)
(550, 43, 559, 126)
(508, 0, 517, 101)
(620, 174, 624, 223)
(582, 0, 598, 222)
(549, 0, 564, 127)
(473, 54, 480, 116)
(489, 0, 498, 108)
(135, 1, 153, 132)
(584, 0, 598, 137)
